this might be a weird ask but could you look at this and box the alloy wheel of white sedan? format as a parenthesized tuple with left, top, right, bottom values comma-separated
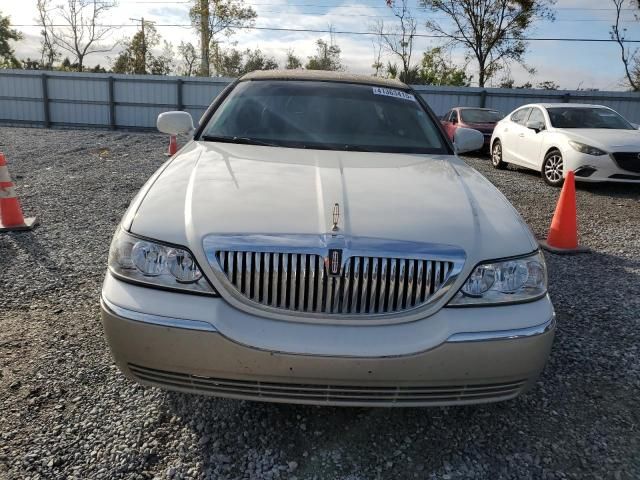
(543, 150, 564, 187)
(491, 140, 506, 169)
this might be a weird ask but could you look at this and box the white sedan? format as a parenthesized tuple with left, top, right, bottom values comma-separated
(101, 70, 555, 407)
(490, 103, 640, 186)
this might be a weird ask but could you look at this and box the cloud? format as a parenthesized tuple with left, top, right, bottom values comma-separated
(3, 0, 639, 91)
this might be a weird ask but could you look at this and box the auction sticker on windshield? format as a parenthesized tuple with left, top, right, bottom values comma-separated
(372, 86, 416, 102)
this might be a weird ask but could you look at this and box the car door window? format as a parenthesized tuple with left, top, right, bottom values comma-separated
(527, 108, 546, 129)
(510, 108, 531, 125)
(451, 111, 459, 124)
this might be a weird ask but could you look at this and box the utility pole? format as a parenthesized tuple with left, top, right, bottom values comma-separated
(199, 0, 210, 76)
(130, 17, 149, 74)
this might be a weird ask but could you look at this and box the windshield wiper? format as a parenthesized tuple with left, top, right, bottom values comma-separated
(201, 135, 279, 147)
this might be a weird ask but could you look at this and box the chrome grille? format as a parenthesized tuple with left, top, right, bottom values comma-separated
(214, 250, 455, 315)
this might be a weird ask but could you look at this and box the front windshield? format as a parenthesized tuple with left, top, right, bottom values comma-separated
(202, 80, 448, 153)
(460, 109, 503, 123)
(547, 107, 634, 130)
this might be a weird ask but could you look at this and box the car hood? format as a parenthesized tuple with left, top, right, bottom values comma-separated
(129, 141, 537, 265)
(560, 128, 640, 150)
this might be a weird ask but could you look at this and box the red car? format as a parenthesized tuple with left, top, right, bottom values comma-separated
(441, 107, 504, 151)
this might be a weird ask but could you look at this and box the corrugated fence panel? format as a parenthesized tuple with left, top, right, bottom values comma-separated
(0, 99, 43, 122)
(115, 78, 178, 107)
(1, 69, 639, 128)
(48, 76, 108, 101)
(115, 105, 169, 128)
(183, 81, 228, 108)
(50, 102, 109, 125)
(0, 72, 44, 123)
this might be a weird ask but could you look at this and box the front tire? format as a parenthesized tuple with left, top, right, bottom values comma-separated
(542, 150, 564, 187)
(491, 140, 507, 169)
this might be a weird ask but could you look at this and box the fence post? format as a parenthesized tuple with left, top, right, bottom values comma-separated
(176, 79, 184, 111)
(41, 73, 50, 128)
(562, 93, 571, 103)
(479, 90, 487, 108)
(108, 76, 116, 129)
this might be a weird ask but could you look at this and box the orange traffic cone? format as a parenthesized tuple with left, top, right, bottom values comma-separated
(165, 135, 178, 156)
(0, 153, 38, 232)
(539, 170, 588, 254)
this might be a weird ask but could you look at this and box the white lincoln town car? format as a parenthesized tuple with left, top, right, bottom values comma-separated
(101, 71, 555, 407)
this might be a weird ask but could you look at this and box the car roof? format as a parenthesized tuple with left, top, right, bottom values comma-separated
(455, 107, 500, 111)
(239, 69, 409, 89)
(517, 103, 610, 109)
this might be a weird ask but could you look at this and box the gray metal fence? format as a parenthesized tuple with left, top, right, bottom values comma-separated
(2, 69, 640, 130)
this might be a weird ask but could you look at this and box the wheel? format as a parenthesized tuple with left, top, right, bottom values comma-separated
(542, 150, 564, 187)
(491, 140, 506, 169)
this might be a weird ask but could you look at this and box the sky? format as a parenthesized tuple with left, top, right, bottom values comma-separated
(4, 0, 640, 91)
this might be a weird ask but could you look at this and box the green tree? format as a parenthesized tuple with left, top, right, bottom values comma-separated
(22, 58, 41, 70)
(285, 49, 302, 69)
(112, 23, 173, 75)
(305, 39, 343, 71)
(537, 80, 559, 90)
(414, 47, 471, 86)
(420, 0, 555, 86)
(0, 12, 22, 69)
(190, 0, 256, 77)
(212, 47, 278, 77)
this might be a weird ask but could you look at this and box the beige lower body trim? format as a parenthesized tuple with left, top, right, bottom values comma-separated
(101, 304, 555, 407)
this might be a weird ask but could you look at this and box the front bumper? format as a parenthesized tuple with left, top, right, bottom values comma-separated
(564, 150, 640, 183)
(101, 296, 556, 407)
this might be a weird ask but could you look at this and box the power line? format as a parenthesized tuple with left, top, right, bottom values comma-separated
(13, 23, 640, 42)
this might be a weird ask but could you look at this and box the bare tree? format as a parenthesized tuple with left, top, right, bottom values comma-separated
(36, 0, 60, 68)
(420, 0, 555, 87)
(610, 0, 639, 90)
(49, 0, 118, 72)
(178, 41, 198, 76)
(372, 0, 417, 82)
(371, 31, 384, 77)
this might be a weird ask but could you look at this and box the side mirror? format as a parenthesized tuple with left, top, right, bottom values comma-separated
(526, 120, 545, 133)
(157, 111, 195, 135)
(454, 127, 484, 154)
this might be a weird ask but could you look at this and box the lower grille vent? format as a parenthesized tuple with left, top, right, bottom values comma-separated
(129, 364, 526, 406)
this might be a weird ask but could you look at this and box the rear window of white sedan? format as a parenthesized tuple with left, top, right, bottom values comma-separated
(202, 80, 448, 154)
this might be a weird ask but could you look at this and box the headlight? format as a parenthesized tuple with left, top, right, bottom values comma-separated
(108, 228, 217, 295)
(568, 140, 606, 156)
(448, 251, 547, 306)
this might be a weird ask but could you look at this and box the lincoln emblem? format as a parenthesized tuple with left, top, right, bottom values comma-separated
(327, 249, 343, 276)
(332, 203, 340, 232)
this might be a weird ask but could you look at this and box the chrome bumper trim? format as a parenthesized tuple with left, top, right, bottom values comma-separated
(447, 315, 556, 343)
(101, 297, 217, 332)
(102, 295, 554, 344)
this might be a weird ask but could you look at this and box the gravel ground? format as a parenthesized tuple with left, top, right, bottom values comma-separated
(0, 126, 639, 480)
